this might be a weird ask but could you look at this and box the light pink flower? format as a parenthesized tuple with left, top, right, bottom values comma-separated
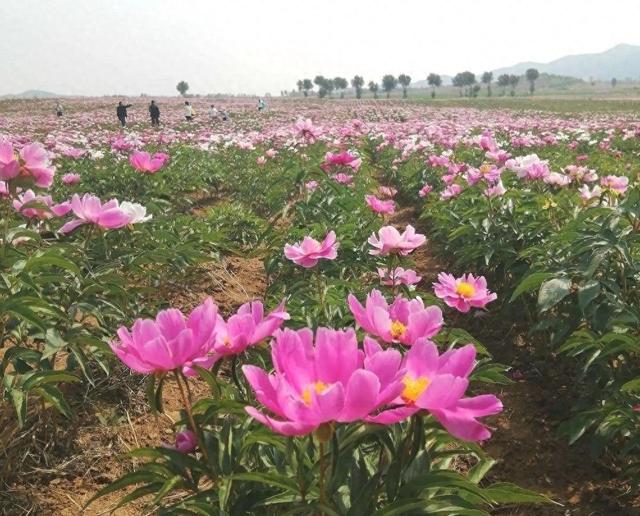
(600, 175, 629, 194)
(0, 141, 20, 181)
(377, 267, 422, 287)
(484, 181, 506, 198)
(348, 289, 443, 345)
(12, 189, 71, 219)
(578, 184, 602, 202)
(433, 273, 497, 313)
(62, 173, 81, 185)
(20, 143, 55, 188)
(440, 184, 463, 200)
(284, 230, 338, 268)
(294, 119, 322, 143)
(256, 156, 267, 166)
(59, 193, 133, 234)
(368, 225, 425, 256)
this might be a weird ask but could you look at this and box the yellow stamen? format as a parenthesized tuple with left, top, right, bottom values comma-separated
(401, 375, 430, 404)
(223, 335, 232, 347)
(455, 281, 476, 298)
(390, 320, 407, 340)
(479, 163, 492, 174)
(302, 381, 328, 406)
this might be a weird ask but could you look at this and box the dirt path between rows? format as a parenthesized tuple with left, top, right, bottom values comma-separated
(391, 205, 640, 515)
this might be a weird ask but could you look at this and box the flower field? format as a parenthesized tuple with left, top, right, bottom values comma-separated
(2, 96, 640, 514)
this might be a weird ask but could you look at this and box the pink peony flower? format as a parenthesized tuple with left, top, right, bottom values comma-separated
(294, 119, 322, 143)
(578, 184, 602, 202)
(256, 156, 267, 166)
(378, 186, 397, 198)
(440, 184, 463, 200)
(433, 273, 497, 313)
(418, 184, 433, 198)
(305, 180, 318, 192)
(20, 143, 56, 188)
(284, 230, 338, 268)
(365, 194, 395, 215)
(377, 267, 422, 287)
(365, 338, 503, 441)
(211, 301, 289, 360)
(62, 173, 81, 185)
(242, 327, 405, 436)
(0, 141, 20, 181)
(110, 298, 219, 376)
(129, 150, 168, 174)
(600, 175, 628, 195)
(368, 225, 425, 256)
(348, 289, 442, 345)
(58, 193, 134, 234)
(484, 181, 506, 198)
(169, 430, 197, 453)
(323, 151, 361, 171)
(12, 189, 71, 219)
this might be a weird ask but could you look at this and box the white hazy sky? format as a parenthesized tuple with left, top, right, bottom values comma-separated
(2, 0, 639, 96)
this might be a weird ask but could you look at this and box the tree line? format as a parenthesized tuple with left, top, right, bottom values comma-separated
(294, 68, 542, 99)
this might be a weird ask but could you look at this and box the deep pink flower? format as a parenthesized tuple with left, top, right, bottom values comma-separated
(365, 194, 395, 215)
(242, 327, 405, 436)
(377, 267, 422, 287)
(433, 273, 497, 313)
(365, 339, 503, 441)
(110, 298, 218, 376)
(129, 150, 167, 174)
(284, 230, 338, 268)
(323, 151, 361, 171)
(170, 430, 198, 453)
(212, 301, 289, 359)
(59, 193, 133, 234)
(348, 289, 442, 345)
(368, 225, 425, 256)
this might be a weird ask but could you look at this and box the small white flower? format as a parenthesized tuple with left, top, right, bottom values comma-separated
(120, 202, 152, 224)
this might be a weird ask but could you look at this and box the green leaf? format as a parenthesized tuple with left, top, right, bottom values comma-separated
(510, 272, 555, 302)
(577, 280, 600, 312)
(22, 370, 79, 391)
(483, 482, 554, 504)
(621, 377, 640, 393)
(538, 278, 572, 312)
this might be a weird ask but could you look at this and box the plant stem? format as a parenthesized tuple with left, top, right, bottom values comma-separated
(174, 370, 211, 464)
(319, 441, 326, 506)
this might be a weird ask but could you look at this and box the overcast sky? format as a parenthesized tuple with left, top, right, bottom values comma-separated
(2, 0, 639, 96)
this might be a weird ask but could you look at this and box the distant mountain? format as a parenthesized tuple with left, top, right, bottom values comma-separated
(1, 90, 61, 99)
(492, 44, 640, 81)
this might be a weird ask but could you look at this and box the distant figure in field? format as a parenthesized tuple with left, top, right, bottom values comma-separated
(148, 100, 160, 126)
(221, 109, 229, 122)
(207, 104, 218, 121)
(257, 98, 266, 111)
(55, 101, 64, 117)
(184, 101, 194, 121)
(116, 101, 132, 127)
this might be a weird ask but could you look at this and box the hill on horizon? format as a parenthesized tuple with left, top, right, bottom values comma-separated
(0, 90, 61, 100)
(492, 44, 640, 81)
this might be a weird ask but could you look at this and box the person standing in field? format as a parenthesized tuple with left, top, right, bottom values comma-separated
(116, 101, 132, 127)
(149, 100, 160, 126)
(55, 100, 64, 117)
(184, 101, 194, 121)
(207, 104, 218, 121)
(257, 98, 266, 111)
